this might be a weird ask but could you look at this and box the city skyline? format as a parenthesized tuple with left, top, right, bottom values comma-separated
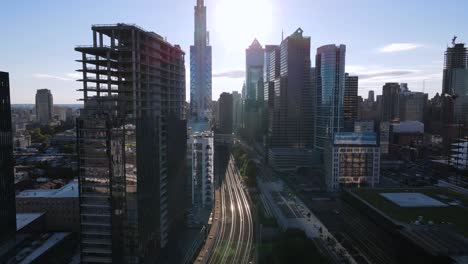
(1, 0, 467, 104)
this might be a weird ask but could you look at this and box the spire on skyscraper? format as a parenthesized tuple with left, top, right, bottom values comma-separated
(197, 0, 204, 6)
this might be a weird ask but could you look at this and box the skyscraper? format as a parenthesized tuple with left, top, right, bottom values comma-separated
(442, 41, 468, 123)
(381, 82, 401, 122)
(343, 73, 359, 131)
(75, 24, 186, 263)
(232, 91, 242, 133)
(368, 90, 375, 103)
(244, 39, 265, 141)
(399, 88, 428, 122)
(0, 71, 16, 243)
(190, 0, 212, 120)
(35, 88, 53, 125)
(269, 28, 314, 148)
(315, 44, 346, 150)
(217, 92, 233, 134)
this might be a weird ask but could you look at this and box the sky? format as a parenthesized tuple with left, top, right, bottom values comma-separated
(1, 0, 467, 104)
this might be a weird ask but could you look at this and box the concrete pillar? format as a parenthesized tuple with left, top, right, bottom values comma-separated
(82, 53, 88, 103)
(99, 32, 103, 47)
(93, 30, 97, 47)
(111, 30, 115, 48)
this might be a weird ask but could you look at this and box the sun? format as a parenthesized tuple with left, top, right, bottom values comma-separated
(214, 0, 273, 50)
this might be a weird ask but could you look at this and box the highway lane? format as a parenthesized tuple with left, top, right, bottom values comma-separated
(207, 155, 253, 264)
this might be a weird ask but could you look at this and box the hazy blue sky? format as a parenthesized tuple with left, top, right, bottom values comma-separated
(1, 0, 467, 103)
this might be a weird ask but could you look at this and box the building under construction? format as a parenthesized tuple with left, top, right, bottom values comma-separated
(75, 24, 186, 263)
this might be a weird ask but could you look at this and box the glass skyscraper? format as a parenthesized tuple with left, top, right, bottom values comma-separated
(190, 0, 212, 121)
(315, 44, 346, 150)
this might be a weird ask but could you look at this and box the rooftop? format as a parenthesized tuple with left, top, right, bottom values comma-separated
(17, 180, 78, 198)
(16, 213, 44, 230)
(353, 187, 468, 237)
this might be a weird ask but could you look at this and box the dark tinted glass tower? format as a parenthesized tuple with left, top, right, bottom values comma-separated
(35, 89, 53, 125)
(76, 24, 186, 263)
(315, 44, 346, 149)
(0, 71, 16, 243)
(269, 28, 314, 148)
(343, 73, 358, 131)
(218, 92, 233, 134)
(381, 82, 401, 122)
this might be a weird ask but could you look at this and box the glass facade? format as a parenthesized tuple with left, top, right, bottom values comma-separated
(315, 44, 346, 150)
(190, 0, 212, 120)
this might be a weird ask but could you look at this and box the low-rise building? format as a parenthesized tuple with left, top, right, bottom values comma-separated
(325, 132, 380, 190)
(16, 180, 79, 232)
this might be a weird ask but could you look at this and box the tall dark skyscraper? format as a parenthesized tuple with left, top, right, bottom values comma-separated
(381, 82, 401, 122)
(75, 24, 186, 263)
(315, 44, 346, 150)
(442, 42, 468, 123)
(368, 90, 375, 102)
(343, 73, 358, 131)
(269, 28, 314, 148)
(190, 0, 212, 120)
(0, 71, 16, 243)
(217, 92, 233, 134)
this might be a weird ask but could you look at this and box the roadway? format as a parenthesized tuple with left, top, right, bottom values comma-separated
(207, 155, 254, 264)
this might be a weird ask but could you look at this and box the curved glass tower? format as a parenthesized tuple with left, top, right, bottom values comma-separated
(315, 44, 346, 150)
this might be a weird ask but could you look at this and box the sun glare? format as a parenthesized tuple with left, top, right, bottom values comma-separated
(214, 0, 273, 49)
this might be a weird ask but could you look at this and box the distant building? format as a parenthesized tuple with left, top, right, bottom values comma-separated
(368, 90, 375, 103)
(187, 131, 214, 208)
(0, 71, 16, 242)
(442, 42, 468, 124)
(269, 28, 314, 149)
(190, 0, 212, 120)
(16, 180, 79, 232)
(35, 89, 53, 125)
(315, 44, 346, 149)
(381, 83, 400, 122)
(268, 148, 319, 172)
(344, 73, 359, 131)
(399, 88, 428, 122)
(391, 121, 425, 147)
(217, 92, 233, 134)
(354, 121, 375, 132)
(325, 132, 380, 190)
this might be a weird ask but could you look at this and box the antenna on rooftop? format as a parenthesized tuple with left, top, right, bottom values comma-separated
(452, 35, 457, 46)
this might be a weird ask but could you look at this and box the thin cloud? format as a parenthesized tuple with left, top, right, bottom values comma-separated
(32, 73, 73, 81)
(358, 70, 419, 80)
(213, 70, 245, 78)
(378, 43, 423, 53)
